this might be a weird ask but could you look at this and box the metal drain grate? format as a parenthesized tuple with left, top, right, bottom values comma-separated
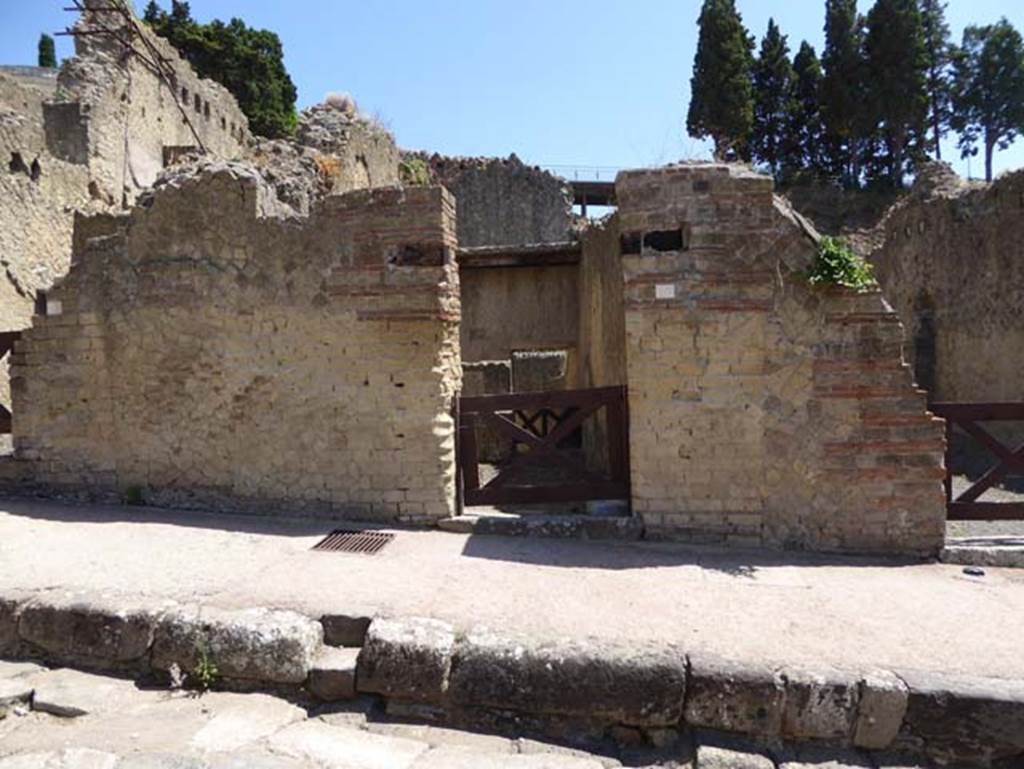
(312, 529, 395, 555)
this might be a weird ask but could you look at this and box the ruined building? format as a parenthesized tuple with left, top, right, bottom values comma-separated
(14, 1, 1019, 560)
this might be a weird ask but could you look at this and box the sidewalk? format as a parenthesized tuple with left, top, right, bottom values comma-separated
(1, 497, 1022, 681)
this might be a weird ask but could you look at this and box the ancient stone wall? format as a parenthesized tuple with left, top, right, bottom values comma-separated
(868, 169, 1024, 405)
(0, 73, 95, 415)
(10, 163, 461, 523)
(296, 103, 399, 194)
(414, 154, 574, 247)
(51, 6, 251, 206)
(618, 165, 945, 556)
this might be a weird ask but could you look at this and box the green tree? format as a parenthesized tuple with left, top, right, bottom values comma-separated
(862, 0, 929, 188)
(783, 41, 826, 179)
(751, 19, 795, 179)
(920, 0, 953, 159)
(37, 34, 56, 69)
(142, 1, 161, 25)
(143, 1, 297, 138)
(951, 19, 1024, 181)
(820, 0, 865, 186)
(686, 0, 755, 160)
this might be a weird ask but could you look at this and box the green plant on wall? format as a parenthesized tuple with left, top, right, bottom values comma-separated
(807, 236, 878, 291)
(398, 157, 430, 186)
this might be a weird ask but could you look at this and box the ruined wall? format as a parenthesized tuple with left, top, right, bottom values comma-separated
(10, 163, 461, 523)
(459, 264, 579, 365)
(619, 165, 945, 557)
(50, 6, 250, 205)
(0, 73, 95, 414)
(868, 169, 1024, 404)
(416, 154, 574, 247)
(296, 103, 399, 193)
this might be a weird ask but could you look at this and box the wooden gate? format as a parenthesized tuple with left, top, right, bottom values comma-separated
(931, 402, 1024, 520)
(456, 385, 630, 507)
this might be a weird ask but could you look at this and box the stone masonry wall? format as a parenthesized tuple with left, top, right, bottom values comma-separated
(51, 3, 250, 205)
(9, 163, 461, 523)
(868, 169, 1024, 405)
(414, 153, 574, 248)
(618, 165, 946, 556)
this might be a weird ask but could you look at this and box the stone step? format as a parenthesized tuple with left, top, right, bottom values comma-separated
(307, 646, 360, 702)
(437, 513, 643, 540)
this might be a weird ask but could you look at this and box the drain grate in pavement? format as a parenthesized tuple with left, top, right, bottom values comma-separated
(312, 529, 395, 555)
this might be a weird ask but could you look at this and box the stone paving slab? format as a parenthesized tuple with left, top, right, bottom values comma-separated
(25, 668, 152, 718)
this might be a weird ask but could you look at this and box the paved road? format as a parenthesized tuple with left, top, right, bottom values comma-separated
(0, 663, 918, 768)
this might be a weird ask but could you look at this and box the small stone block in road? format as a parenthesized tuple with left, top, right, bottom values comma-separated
(308, 646, 360, 701)
(696, 745, 775, 769)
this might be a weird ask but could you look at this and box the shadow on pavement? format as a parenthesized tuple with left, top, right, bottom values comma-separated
(458, 530, 925, 576)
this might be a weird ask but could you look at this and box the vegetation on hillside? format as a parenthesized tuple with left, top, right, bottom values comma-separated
(687, 0, 1024, 184)
(142, 1, 298, 139)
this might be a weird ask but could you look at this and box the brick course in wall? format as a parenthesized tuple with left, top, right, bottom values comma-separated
(617, 164, 945, 557)
(9, 163, 460, 523)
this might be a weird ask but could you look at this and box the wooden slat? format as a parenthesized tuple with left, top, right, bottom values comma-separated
(459, 412, 480, 492)
(457, 242, 581, 270)
(948, 502, 1024, 521)
(460, 386, 623, 414)
(931, 402, 1024, 421)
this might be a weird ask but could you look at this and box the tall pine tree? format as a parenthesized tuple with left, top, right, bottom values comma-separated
(687, 0, 755, 160)
(820, 0, 865, 187)
(751, 19, 795, 179)
(784, 42, 826, 179)
(951, 19, 1024, 181)
(863, 0, 930, 188)
(920, 0, 952, 159)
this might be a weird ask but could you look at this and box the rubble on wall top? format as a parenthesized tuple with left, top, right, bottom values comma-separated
(296, 100, 393, 153)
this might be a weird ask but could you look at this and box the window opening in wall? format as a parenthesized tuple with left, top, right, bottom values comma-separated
(204, 102, 210, 120)
(181, 86, 188, 103)
(221, 116, 226, 130)
(8, 152, 27, 175)
(194, 93, 201, 112)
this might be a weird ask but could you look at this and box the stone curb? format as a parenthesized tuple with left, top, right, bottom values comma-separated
(1, 589, 322, 687)
(355, 616, 1024, 768)
(2, 591, 1023, 766)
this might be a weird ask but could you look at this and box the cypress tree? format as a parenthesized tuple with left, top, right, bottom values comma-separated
(784, 41, 826, 179)
(686, 0, 755, 160)
(920, 0, 952, 159)
(751, 19, 795, 179)
(37, 34, 56, 69)
(951, 20, 1024, 181)
(820, 0, 865, 186)
(862, 0, 930, 188)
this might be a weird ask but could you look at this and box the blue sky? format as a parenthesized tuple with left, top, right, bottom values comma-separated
(2, 1, 1022, 180)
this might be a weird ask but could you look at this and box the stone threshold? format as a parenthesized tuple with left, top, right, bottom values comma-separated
(1, 587, 1021, 767)
(941, 536, 1024, 569)
(438, 512, 642, 540)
